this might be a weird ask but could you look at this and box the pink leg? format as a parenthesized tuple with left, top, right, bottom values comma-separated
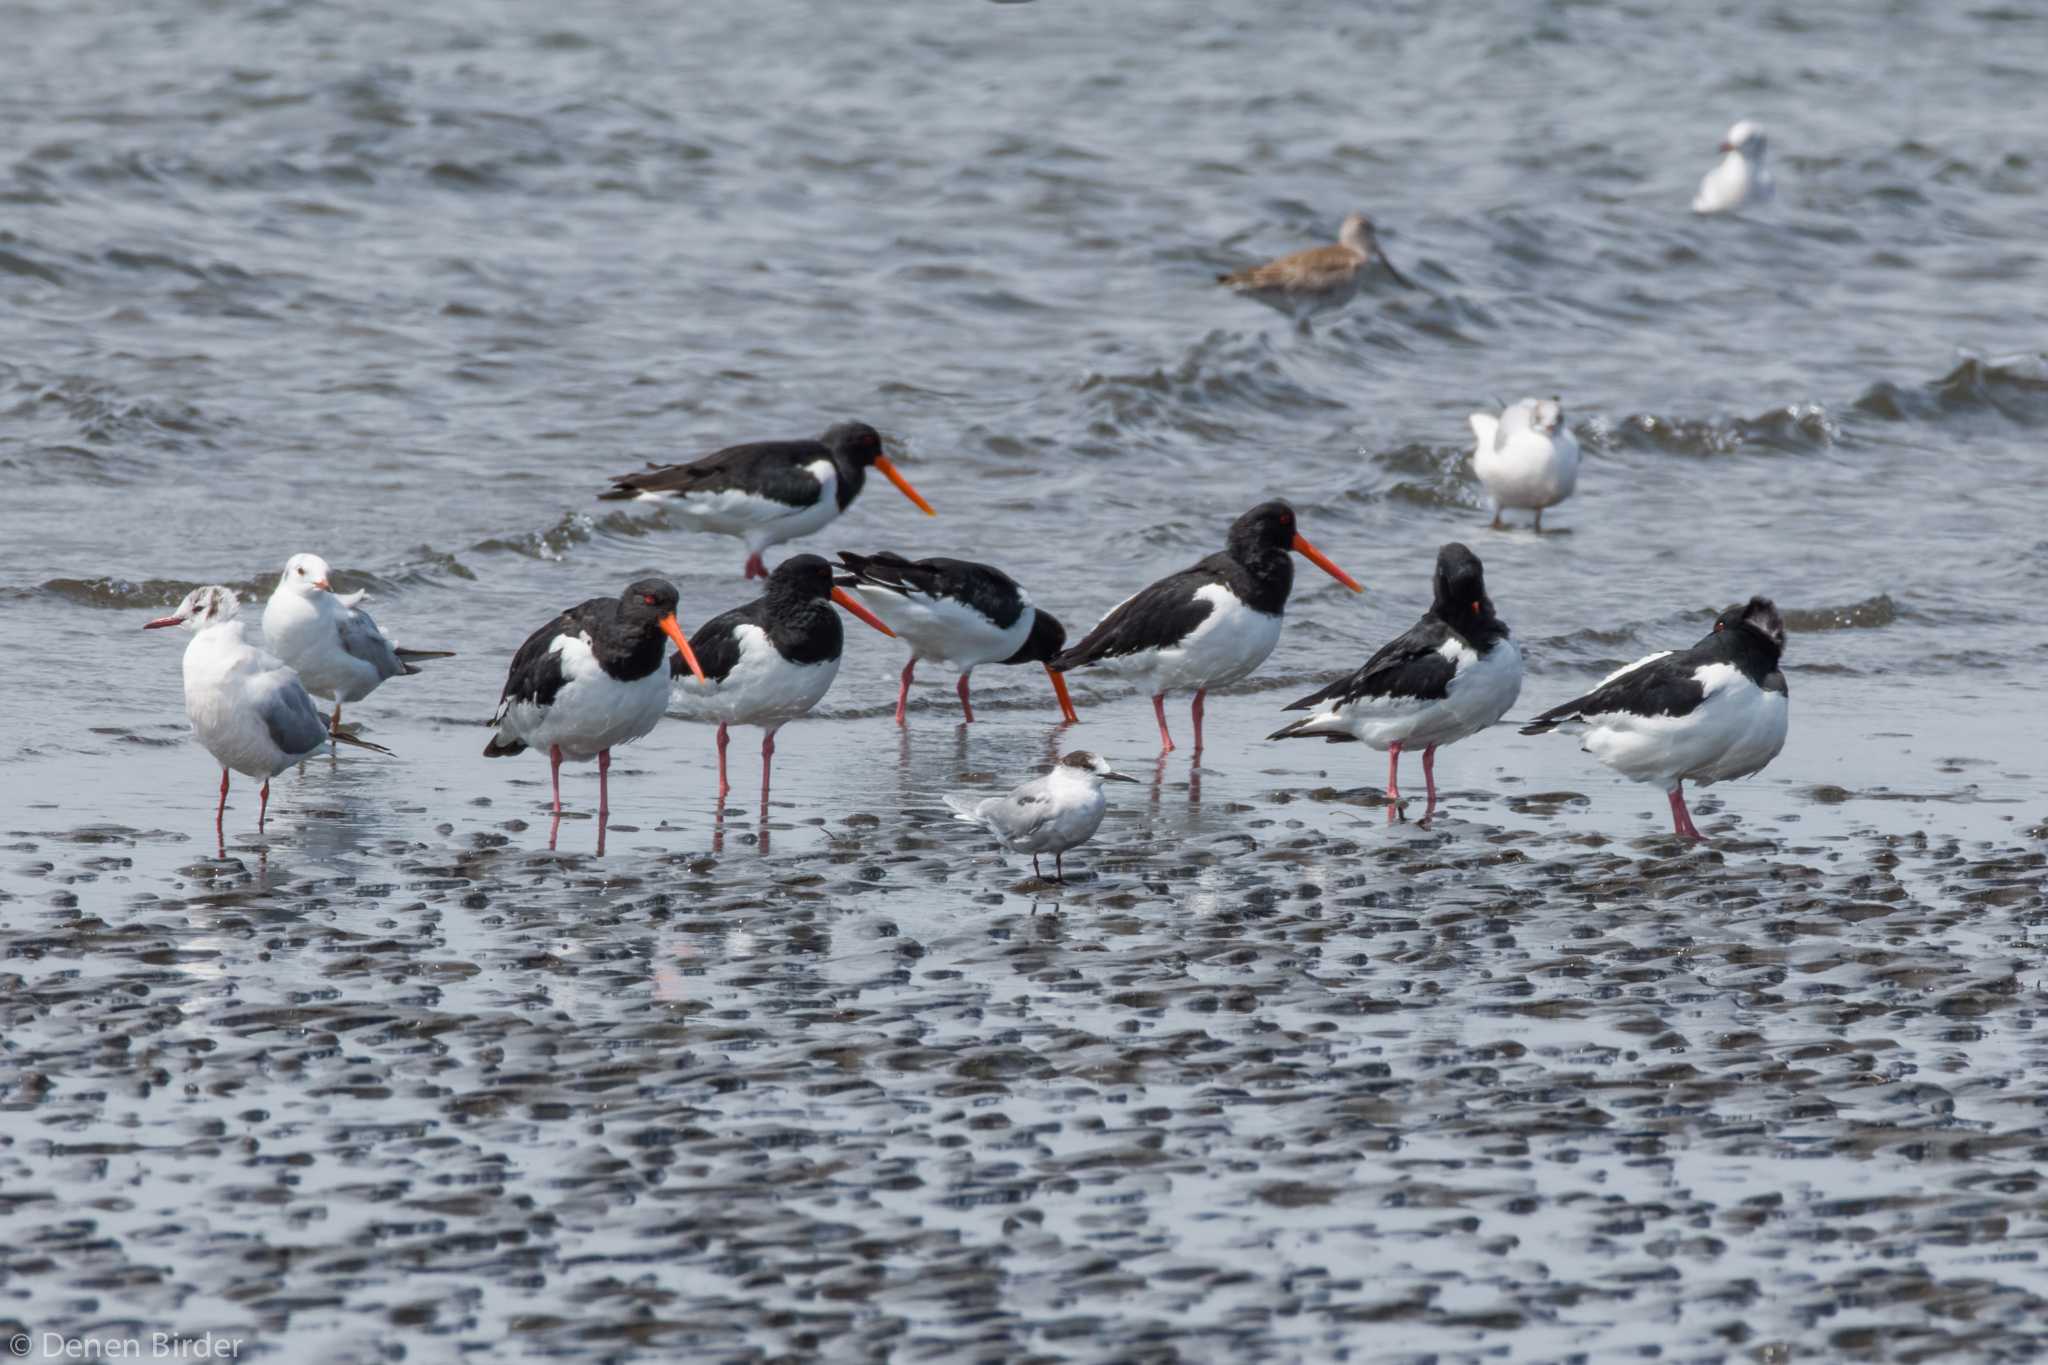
(1421, 744, 1439, 823)
(1386, 741, 1404, 822)
(258, 780, 271, 832)
(1668, 784, 1705, 842)
(716, 722, 731, 798)
(597, 748, 611, 819)
(216, 769, 230, 832)
(1152, 694, 1175, 753)
(761, 727, 778, 797)
(549, 744, 563, 815)
(895, 658, 915, 727)
(957, 672, 975, 724)
(743, 552, 768, 580)
(1191, 689, 1206, 755)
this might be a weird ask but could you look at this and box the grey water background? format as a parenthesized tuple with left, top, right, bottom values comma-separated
(5, 0, 2048, 1360)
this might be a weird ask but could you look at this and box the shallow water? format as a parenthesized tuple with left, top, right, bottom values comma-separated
(5, 0, 2048, 1360)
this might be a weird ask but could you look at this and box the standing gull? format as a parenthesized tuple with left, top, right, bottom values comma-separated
(483, 578, 707, 845)
(1692, 120, 1774, 215)
(145, 586, 391, 838)
(1270, 543, 1521, 824)
(262, 552, 454, 734)
(945, 751, 1138, 884)
(1217, 211, 1416, 323)
(599, 421, 936, 579)
(1469, 397, 1581, 532)
(1051, 500, 1364, 754)
(835, 550, 1079, 725)
(1521, 597, 1789, 841)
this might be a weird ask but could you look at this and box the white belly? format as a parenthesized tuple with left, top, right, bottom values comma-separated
(857, 588, 1031, 672)
(1474, 430, 1580, 511)
(1579, 666, 1788, 790)
(1110, 585, 1282, 696)
(1344, 637, 1524, 751)
(659, 460, 840, 553)
(263, 597, 379, 702)
(671, 625, 840, 727)
(497, 633, 673, 763)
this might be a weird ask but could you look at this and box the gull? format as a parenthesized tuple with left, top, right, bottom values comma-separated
(944, 751, 1138, 883)
(262, 552, 453, 734)
(1469, 397, 1581, 532)
(1693, 120, 1774, 215)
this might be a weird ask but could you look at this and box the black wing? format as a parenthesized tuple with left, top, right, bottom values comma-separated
(677, 600, 764, 684)
(494, 599, 611, 712)
(1282, 614, 1457, 711)
(837, 551, 1027, 630)
(1050, 557, 1228, 671)
(1521, 647, 1703, 734)
(602, 440, 829, 508)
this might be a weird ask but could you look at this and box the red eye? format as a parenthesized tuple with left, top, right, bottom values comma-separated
(642, 594, 657, 606)
(1714, 621, 1725, 632)
(1471, 599, 1480, 613)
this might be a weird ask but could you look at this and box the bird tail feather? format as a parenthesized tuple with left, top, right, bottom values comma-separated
(942, 794, 985, 824)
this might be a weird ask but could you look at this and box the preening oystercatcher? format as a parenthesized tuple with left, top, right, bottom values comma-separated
(599, 421, 936, 579)
(262, 552, 454, 734)
(1050, 500, 1363, 754)
(670, 554, 896, 798)
(483, 578, 706, 844)
(146, 585, 391, 839)
(945, 751, 1138, 884)
(1270, 543, 1521, 823)
(1521, 596, 1789, 841)
(1470, 398, 1581, 533)
(835, 550, 1079, 725)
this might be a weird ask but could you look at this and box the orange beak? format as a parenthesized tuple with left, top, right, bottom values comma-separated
(659, 613, 707, 683)
(873, 454, 936, 517)
(1046, 663, 1079, 724)
(142, 615, 182, 630)
(312, 578, 332, 591)
(831, 586, 897, 637)
(1290, 532, 1364, 593)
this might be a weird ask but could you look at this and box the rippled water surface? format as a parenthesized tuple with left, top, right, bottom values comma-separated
(5, 0, 2048, 1360)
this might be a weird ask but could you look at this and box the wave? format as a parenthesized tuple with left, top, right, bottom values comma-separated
(1597, 403, 1839, 456)
(1853, 353, 2048, 426)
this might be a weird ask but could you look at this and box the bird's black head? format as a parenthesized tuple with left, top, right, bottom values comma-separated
(822, 421, 885, 468)
(621, 578, 680, 620)
(766, 553, 836, 602)
(1227, 500, 1300, 556)
(1431, 542, 1498, 635)
(1002, 609, 1068, 666)
(1715, 595, 1785, 658)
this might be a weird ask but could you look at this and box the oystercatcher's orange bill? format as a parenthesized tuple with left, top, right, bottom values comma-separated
(873, 454, 936, 517)
(830, 587, 897, 637)
(659, 613, 708, 683)
(1045, 664, 1080, 724)
(1290, 532, 1364, 593)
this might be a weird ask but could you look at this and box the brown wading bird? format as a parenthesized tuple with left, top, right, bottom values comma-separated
(1217, 211, 1417, 325)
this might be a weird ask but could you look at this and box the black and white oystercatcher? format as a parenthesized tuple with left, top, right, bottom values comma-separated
(1270, 543, 1521, 823)
(1050, 500, 1364, 753)
(1521, 596, 1789, 841)
(835, 550, 1079, 725)
(670, 554, 896, 798)
(262, 552, 454, 734)
(146, 586, 391, 840)
(599, 421, 936, 579)
(483, 578, 706, 842)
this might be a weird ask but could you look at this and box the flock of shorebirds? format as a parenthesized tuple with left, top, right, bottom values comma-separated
(142, 121, 1786, 876)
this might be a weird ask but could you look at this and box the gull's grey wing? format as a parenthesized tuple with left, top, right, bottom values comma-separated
(336, 604, 408, 681)
(976, 775, 1061, 845)
(255, 670, 330, 759)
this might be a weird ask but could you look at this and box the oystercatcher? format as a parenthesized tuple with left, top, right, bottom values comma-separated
(483, 578, 706, 842)
(835, 550, 1079, 725)
(944, 751, 1138, 884)
(145, 585, 391, 839)
(599, 421, 936, 579)
(262, 552, 454, 734)
(1521, 596, 1789, 841)
(1050, 500, 1363, 754)
(1693, 120, 1774, 215)
(1217, 211, 1416, 323)
(670, 554, 896, 799)
(1270, 543, 1521, 823)
(1469, 398, 1581, 532)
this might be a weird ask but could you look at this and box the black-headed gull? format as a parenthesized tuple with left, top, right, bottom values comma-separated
(834, 551, 1079, 725)
(1217, 211, 1416, 323)
(669, 554, 895, 800)
(1271, 543, 1521, 824)
(145, 585, 390, 837)
(262, 553, 454, 734)
(484, 578, 707, 845)
(1693, 120, 1774, 215)
(1470, 397, 1581, 532)
(599, 421, 937, 580)
(945, 751, 1138, 884)
(1521, 597, 1789, 841)
(1050, 501, 1364, 754)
